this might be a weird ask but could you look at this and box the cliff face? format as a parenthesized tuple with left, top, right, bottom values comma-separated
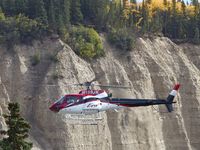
(0, 36, 199, 150)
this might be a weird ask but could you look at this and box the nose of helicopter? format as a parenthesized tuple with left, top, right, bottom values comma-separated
(49, 104, 59, 112)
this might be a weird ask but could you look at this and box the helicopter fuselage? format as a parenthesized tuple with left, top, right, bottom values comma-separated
(58, 98, 122, 115)
(49, 91, 123, 115)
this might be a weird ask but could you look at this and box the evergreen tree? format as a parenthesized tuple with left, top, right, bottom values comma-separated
(193, 27, 200, 44)
(193, 0, 199, 30)
(28, 0, 48, 24)
(162, 0, 168, 35)
(47, 0, 56, 29)
(107, 1, 118, 28)
(80, 0, 94, 21)
(171, 0, 178, 38)
(93, 0, 110, 30)
(70, 0, 83, 24)
(3, 0, 15, 16)
(151, 10, 162, 33)
(179, 0, 186, 38)
(57, 13, 68, 40)
(141, 0, 149, 32)
(51, 0, 62, 29)
(15, 0, 28, 15)
(0, 0, 3, 9)
(0, 102, 32, 150)
(62, 0, 71, 25)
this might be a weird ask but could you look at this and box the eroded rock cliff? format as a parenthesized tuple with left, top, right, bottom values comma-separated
(0, 36, 199, 150)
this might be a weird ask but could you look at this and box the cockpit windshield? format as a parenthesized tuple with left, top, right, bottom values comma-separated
(54, 96, 65, 105)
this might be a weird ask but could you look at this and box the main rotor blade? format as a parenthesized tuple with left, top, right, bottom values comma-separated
(94, 84, 132, 89)
(42, 83, 82, 87)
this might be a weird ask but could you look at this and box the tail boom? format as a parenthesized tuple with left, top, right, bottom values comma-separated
(110, 84, 180, 112)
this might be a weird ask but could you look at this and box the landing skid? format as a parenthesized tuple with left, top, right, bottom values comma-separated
(61, 113, 103, 125)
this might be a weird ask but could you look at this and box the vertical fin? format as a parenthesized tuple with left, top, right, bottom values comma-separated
(165, 84, 180, 112)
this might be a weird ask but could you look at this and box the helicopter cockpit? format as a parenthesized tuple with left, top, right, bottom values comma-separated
(55, 95, 80, 104)
(66, 96, 80, 105)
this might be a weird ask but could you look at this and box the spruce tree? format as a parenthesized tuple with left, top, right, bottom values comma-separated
(80, 0, 96, 21)
(36, 0, 48, 25)
(62, 0, 71, 25)
(47, 0, 56, 29)
(141, 0, 149, 32)
(57, 13, 65, 35)
(171, 0, 178, 38)
(0, 102, 32, 150)
(193, 27, 200, 44)
(3, 0, 15, 16)
(70, 0, 83, 24)
(28, 0, 48, 24)
(179, 0, 186, 39)
(15, 0, 28, 15)
(107, 1, 117, 28)
(162, 0, 168, 35)
(94, 0, 109, 30)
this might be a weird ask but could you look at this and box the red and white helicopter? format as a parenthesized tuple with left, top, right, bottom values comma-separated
(49, 82, 180, 115)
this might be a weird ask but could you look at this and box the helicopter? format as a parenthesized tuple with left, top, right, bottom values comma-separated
(49, 82, 180, 115)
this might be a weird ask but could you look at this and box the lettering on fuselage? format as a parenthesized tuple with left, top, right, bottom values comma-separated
(80, 90, 102, 95)
(87, 103, 98, 108)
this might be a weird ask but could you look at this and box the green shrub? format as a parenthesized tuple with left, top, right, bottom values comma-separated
(16, 14, 47, 43)
(108, 28, 135, 51)
(80, 43, 96, 58)
(49, 54, 59, 63)
(31, 53, 40, 66)
(68, 26, 104, 59)
(0, 14, 47, 46)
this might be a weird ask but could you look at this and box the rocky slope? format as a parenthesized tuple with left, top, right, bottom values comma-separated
(0, 36, 199, 150)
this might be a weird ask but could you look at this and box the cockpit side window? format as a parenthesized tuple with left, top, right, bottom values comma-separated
(66, 96, 78, 104)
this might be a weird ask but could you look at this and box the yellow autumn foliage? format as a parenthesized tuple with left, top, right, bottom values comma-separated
(135, 0, 195, 17)
(121, 0, 196, 22)
(151, 0, 166, 11)
(186, 5, 195, 16)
